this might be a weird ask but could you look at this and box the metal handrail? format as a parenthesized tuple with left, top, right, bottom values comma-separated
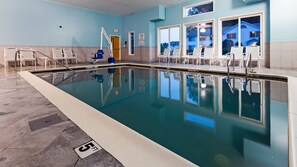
(227, 53, 235, 76)
(14, 49, 73, 72)
(245, 53, 252, 77)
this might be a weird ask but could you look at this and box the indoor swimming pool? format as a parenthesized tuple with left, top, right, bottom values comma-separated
(36, 66, 289, 167)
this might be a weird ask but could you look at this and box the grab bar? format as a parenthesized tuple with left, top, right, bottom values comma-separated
(227, 53, 235, 76)
(245, 54, 253, 77)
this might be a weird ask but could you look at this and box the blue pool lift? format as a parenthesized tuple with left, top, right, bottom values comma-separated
(91, 27, 115, 64)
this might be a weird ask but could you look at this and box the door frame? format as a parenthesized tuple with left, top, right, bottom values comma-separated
(110, 35, 121, 61)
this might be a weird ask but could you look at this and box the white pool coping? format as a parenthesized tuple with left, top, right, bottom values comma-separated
(19, 71, 196, 167)
(20, 63, 297, 167)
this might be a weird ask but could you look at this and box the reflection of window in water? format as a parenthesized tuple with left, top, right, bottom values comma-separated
(199, 76, 214, 110)
(186, 75, 198, 105)
(129, 69, 135, 92)
(241, 80, 261, 121)
(222, 78, 262, 122)
(160, 71, 181, 100)
(186, 75, 214, 110)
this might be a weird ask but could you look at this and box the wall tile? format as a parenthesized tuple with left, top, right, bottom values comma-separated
(293, 41, 297, 52)
(280, 51, 293, 69)
(270, 51, 281, 68)
(280, 41, 293, 53)
(270, 42, 281, 52)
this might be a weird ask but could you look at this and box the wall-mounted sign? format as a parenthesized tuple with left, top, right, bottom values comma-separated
(138, 33, 145, 46)
(114, 28, 119, 33)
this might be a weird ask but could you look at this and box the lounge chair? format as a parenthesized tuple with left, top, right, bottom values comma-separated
(226, 46, 244, 68)
(198, 47, 214, 65)
(171, 48, 181, 63)
(244, 46, 261, 68)
(183, 48, 202, 65)
(52, 48, 66, 66)
(63, 48, 77, 64)
(190, 47, 202, 65)
(4, 48, 19, 68)
(158, 48, 170, 63)
(19, 48, 36, 68)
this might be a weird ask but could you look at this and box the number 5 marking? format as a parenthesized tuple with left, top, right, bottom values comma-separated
(79, 142, 95, 152)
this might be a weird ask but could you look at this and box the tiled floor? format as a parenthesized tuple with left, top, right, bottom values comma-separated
(2, 62, 297, 167)
(0, 65, 123, 167)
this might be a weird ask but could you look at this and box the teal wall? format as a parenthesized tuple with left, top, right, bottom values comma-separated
(0, 0, 122, 47)
(270, 0, 297, 41)
(122, 7, 160, 47)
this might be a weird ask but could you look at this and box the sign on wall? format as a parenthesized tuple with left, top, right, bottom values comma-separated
(138, 33, 145, 46)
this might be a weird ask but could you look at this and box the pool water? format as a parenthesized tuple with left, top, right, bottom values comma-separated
(37, 67, 289, 167)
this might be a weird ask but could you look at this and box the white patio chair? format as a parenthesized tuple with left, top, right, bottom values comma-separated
(19, 48, 36, 68)
(198, 47, 214, 65)
(52, 48, 66, 66)
(158, 48, 170, 63)
(227, 47, 244, 67)
(244, 46, 261, 68)
(63, 48, 77, 64)
(189, 47, 202, 65)
(171, 48, 181, 63)
(4, 48, 19, 68)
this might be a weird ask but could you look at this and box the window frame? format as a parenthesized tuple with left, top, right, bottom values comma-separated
(128, 31, 135, 56)
(218, 12, 265, 58)
(183, 0, 215, 18)
(157, 24, 181, 56)
(183, 19, 216, 56)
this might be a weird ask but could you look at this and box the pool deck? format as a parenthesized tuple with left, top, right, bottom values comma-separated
(1, 62, 297, 167)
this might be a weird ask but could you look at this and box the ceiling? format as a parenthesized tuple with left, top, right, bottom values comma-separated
(50, 0, 189, 16)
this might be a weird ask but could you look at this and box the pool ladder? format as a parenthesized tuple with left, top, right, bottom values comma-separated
(227, 53, 253, 78)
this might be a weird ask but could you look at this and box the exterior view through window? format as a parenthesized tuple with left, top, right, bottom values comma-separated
(128, 31, 135, 55)
(221, 15, 262, 55)
(159, 26, 180, 55)
(185, 21, 213, 55)
(184, 1, 214, 17)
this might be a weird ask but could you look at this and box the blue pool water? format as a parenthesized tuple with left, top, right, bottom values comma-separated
(37, 66, 289, 167)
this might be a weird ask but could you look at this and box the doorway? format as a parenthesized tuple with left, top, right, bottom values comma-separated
(111, 36, 121, 61)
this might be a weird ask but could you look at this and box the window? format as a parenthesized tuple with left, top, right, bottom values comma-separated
(220, 13, 263, 56)
(184, 21, 214, 55)
(183, 1, 214, 18)
(158, 25, 180, 55)
(128, 31, 135, 55)
(227, 33, 236, 39)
